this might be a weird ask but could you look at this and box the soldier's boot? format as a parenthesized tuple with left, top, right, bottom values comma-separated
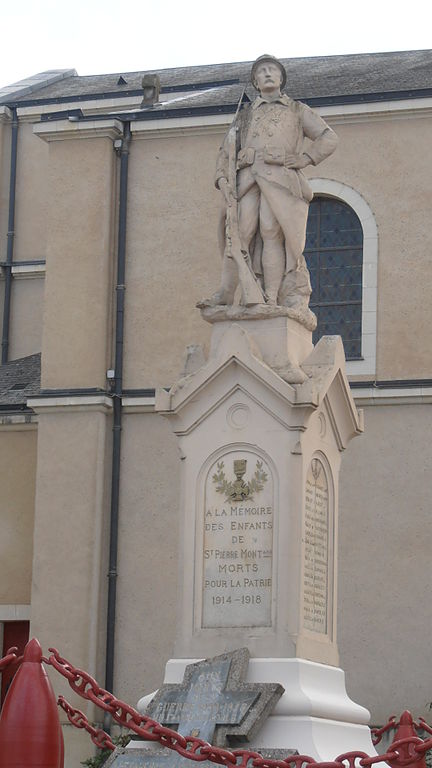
(279, 259, 312, 312)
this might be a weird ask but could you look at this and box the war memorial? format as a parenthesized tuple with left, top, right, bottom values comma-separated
(105, 54, 374, 765)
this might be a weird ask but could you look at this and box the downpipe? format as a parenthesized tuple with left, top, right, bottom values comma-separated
(1, 106, 18, 364)
(104, 122, 131, 732)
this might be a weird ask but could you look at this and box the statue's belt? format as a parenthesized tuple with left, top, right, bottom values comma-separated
(237, 146, 293, 169)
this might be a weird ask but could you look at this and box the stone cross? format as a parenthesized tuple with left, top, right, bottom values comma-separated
(105, 649, 284, 768)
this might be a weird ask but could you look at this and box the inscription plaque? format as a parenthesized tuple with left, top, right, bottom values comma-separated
(303, 458, 329, 634)
(201, 452, 273, 628)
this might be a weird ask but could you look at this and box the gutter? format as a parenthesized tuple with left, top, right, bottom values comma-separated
(1, 106, 18, 364)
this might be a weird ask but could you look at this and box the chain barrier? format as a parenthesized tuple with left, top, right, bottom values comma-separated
(0, 647, 19, 672)
(1, 645, 431, 768)
(372, 718, 398, 746)
(58, 696, 116, 752)
(371, 715, 432, 747)
(38, 646, 432, 768)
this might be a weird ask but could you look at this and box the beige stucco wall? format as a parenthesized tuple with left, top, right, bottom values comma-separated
(124, 130, 224, 389)
(8, 275, 44, 359)
(30, 406, 112, 763)
(338, 401, 432, 723)
(0, 119, 47, 362)
(114, 412, 179, 704)
(30, 408, 110, 680)
(41, 135, 116, 389)
(13, 121, 49, 261)
(0, 425, 37, 605)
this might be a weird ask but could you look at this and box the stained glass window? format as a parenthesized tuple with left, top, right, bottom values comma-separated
(305, 197, 363, 360)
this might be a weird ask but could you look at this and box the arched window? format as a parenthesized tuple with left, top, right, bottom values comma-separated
(304, 180, 378, 376)
(305, 197, 363, 360)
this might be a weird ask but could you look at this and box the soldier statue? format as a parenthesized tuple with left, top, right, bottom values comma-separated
(199, 54, 338, 316)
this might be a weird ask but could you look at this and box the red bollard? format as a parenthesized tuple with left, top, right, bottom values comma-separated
(386, 710, 427, 768)
(0, 638, 63, 768)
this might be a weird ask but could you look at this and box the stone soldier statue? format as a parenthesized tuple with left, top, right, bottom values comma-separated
(200, 54, 338, 315)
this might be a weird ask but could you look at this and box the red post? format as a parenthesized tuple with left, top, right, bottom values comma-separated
(0, 638, 64, 768)
(386, 710, 427, 768)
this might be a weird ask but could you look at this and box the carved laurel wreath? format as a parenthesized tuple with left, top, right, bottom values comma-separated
(212, 460, 268, 501)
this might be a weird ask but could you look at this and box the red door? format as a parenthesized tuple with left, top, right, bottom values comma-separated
(1, 621, 29, 707)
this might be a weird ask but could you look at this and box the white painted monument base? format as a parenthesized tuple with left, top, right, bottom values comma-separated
(137, 657, 378, 762)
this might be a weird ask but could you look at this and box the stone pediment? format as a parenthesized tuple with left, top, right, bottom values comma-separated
(155, 325, 315, 435)
(156, 325, 362, 449)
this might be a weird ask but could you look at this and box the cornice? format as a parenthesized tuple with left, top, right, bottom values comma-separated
(130, 113, 228, 139)
(0, 414, 37, 429)
(352, 385, 432, 405)
(0, 105, 12, 123)
(122, 395, 156, 412)
(12, 263, 45, 279)
(27, 394, 113, 413)
(34, 118, 124, 142)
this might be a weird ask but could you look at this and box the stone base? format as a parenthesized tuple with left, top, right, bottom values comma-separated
(200, 303, 317, 332)
(136, 658, 377, 762)
(209, 316, 314, 384)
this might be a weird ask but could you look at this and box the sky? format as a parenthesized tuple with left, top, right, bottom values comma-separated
(1, 0, 431, 89)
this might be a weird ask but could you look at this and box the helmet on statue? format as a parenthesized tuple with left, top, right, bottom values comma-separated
(250, 54, 287, 91)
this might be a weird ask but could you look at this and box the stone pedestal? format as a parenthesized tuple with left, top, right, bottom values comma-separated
(149, 317, 374, 759)
(208, 315, 313, 383)
(137, 657, 373, 761)
(156, 319, 362, 665)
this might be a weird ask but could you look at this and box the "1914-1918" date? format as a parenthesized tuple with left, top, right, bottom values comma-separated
(211, 594, 262, 605)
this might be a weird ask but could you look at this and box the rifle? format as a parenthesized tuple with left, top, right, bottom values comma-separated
(225, 125, 265, 306)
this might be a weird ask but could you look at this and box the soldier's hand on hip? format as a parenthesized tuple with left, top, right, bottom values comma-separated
(285, 153, 311, 170)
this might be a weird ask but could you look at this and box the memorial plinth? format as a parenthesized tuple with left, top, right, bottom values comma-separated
(156, 319, 361, 665)
(133, 316, 376, 760)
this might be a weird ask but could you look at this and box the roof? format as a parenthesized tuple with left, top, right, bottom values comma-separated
(0, 70, 76, 105)
(0, 353, 41, 407)
(3, 49, 432, 109)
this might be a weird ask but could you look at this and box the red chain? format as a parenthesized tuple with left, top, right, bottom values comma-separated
(0, 647, 18, 672)
(44, 647, 432, 768)
(417, 719, 432, 737)
(371, 717, 398, 746)
(58, 696, 116, 752)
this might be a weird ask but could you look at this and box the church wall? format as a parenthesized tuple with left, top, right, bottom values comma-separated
(8, 274, 44, 360)
(0, 425, 37, 605)
(123, 129, 224, 389)
(40, 133, 117, 389)
(30, 406, 112, 764)
(0, 120, 47, 363)
(114, 412, 179, 705)
(338, 401, 432, 723)
(13, 122, 49, 262)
